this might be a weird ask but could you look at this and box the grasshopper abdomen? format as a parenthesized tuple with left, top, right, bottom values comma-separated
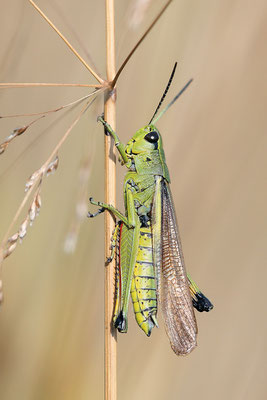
(130, 226, 158, 336)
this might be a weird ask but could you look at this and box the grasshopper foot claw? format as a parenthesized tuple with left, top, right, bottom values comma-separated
(89, 197, 99, 206)
(87, 207, 105, 218)
(97, 113, 104, 123)
(88, 197, 105, 218)
(114, 311, 127, 333)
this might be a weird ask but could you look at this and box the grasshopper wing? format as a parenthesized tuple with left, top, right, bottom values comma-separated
(152, 177, 197, 355)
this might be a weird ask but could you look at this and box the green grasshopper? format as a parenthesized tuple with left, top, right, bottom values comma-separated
(88, 63, 213, 355)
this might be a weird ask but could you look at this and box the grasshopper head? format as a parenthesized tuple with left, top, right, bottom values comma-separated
(126, 124, 163, 155)
(126, 124, 170, 181)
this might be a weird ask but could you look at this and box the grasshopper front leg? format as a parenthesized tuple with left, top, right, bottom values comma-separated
(88, 197, 134, 228)
(97, 116, 131, 167)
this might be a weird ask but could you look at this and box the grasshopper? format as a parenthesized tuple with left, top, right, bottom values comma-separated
(88, 64, 213, 355)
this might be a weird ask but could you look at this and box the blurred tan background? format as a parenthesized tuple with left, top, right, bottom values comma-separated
(0, 0, 267, 399)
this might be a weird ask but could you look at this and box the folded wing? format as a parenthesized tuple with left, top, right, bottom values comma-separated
(153, 177, 197, 355)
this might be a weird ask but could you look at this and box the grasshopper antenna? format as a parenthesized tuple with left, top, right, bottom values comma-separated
(149, 62, 178, 125)
(149, 63, 193, 125)
(150, 79, 193, 124)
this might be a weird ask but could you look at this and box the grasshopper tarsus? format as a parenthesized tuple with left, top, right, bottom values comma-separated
(87, 207, 105, 218)
(89, 197, 100, 206)
(114, 311, 127, 333)
(97, 115, 112, 136)
(97, 112, 104, 123)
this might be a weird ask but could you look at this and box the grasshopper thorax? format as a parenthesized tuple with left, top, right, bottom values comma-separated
(126, 124, 170, 182)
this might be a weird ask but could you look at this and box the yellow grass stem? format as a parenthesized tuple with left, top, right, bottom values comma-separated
(104, 0, 117, 399)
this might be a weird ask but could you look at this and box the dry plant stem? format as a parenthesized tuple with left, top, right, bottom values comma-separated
(28, 0, 104, 84)
(112, 0, 173, 87)
(0, 83, 102, 89)
(105, 0, 117, 399)
(0, 89, 102, 118)
(47, 0, 99, 75)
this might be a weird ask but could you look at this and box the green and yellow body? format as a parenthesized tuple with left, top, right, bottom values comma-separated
(89, 119, 213, 355)
(115, 222, 158, 336)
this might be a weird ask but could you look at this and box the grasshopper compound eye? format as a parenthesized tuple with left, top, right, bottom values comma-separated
(144, 131, 159, 143)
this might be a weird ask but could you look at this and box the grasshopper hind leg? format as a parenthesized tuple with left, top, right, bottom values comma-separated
(188, 275, 213, 312)
(107, 222, 121, 264)
(114, 311, 127, 333)
(192, 292, 213, 312)
(112, 222, 129, 333)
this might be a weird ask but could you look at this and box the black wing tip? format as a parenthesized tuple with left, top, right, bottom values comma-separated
(193, 292, 213, 312)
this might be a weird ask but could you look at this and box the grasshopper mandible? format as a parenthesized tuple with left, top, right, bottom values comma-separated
(88, 64, 213, 355)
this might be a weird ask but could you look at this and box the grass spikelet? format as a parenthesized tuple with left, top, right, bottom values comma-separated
(0, 126, 29, 155)
(0, 116, 45, 155)
(4, 234, 19, 258)
(25, 168, 42, 192)
(3, 188, 42, 261)
(45, 156, 59, 176)
(18, 217, 29, 240)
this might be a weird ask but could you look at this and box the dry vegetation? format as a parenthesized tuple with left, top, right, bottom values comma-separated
(1, 1, 266, 400)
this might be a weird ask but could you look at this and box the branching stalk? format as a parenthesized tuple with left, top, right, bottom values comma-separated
(29, 0, 105, 84)
(111, 0, 173, 87)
